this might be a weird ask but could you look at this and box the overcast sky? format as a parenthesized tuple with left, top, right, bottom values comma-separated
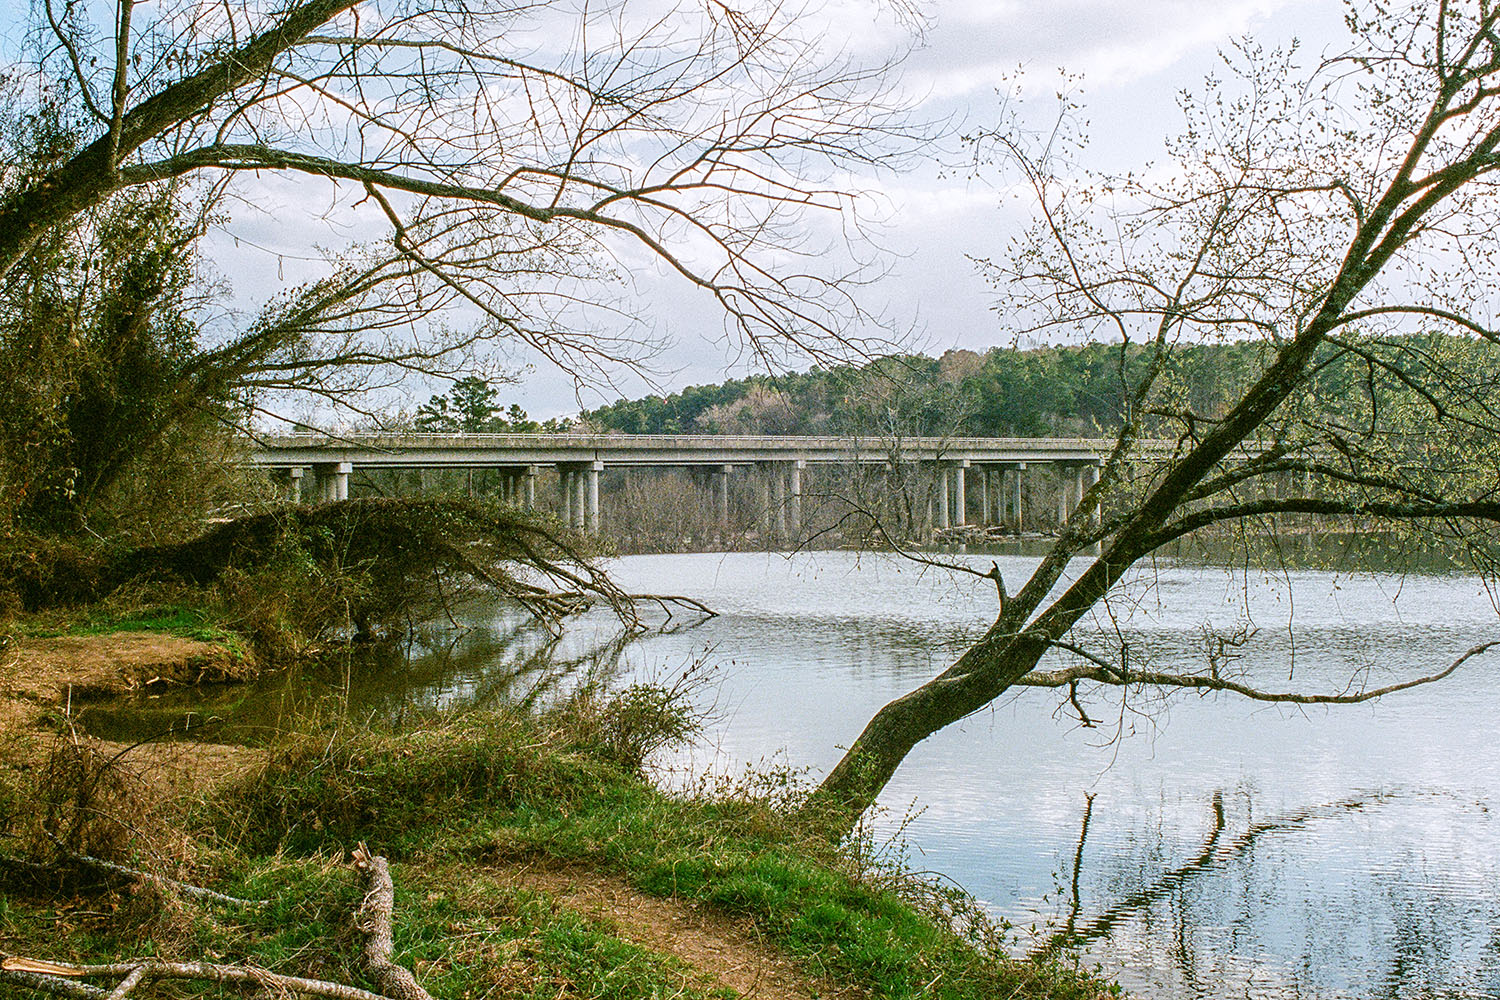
(2, 0, 1355, 420)
(528, 0, 1353, 417)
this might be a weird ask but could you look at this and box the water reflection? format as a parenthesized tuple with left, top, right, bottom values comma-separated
(79, 611, 634, 745)
(1039, 787, 1500, 1000)
(80, 551, 1500, 999)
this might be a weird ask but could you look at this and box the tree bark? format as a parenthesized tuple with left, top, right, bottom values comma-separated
(351, 845, 434, 1000)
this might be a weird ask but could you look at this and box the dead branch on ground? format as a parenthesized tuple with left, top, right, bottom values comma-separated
(351, 843, 435, 1000)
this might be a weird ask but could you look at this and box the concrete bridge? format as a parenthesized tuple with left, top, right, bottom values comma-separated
(249, 433, 1111, 537)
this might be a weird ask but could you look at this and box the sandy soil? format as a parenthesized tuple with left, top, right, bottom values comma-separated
(1, 632, 263, 796)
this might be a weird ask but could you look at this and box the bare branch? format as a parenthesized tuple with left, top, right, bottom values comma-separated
(1017, 640, 1500, 705)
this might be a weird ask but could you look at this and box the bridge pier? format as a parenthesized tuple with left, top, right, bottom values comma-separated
(768, 464, 786, 542)
(1055, 461, 1101, 530)
(714, 464, 732, 530)
(572, 467, 586, 532)
(1079, 461, 1099, 527)
(954, 459, 968, 526)
(313, 461, 351, 502)
(1056, 464, 1074, 528)
(587, 461, 602, 534)
(1010, 463, 1026, 533)
(277, 466, 305, 502)
(934, 460, 970, 530)
(788, 460, 803, 538)
(936, 465, 950, 529)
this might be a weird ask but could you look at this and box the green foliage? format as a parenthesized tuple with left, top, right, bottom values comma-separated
(0, 148, 238, 535)
(582, 335, 1488, 444)
(415, 376, 572, 433)
(217, 712, 619, 854)
(0, 497, 615, 658)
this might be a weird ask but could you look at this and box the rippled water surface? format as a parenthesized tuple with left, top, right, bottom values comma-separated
(92, 549, 1500, 999)
(568, 552, 1500, 1000)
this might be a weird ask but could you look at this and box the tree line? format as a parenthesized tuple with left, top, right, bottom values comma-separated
(580, 335, 1500, 441)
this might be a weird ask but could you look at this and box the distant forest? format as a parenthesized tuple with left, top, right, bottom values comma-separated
(582, 335, 1497, 439)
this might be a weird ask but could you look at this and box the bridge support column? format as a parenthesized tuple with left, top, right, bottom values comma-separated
(715, 465, 732, 529)
(769, 464, 787, 544)
(1012, 463, 1027, 533)
(1062, 464, 1086, 527)
(936, 464, 951, 530)
(788, 460, 803, 538)
(754, 470, 772, 542)
(279, 466, 305, 502)
(954, 459, 968, 526)
(572, 467, 586, 532)
(979, 467, 990, 526)
(524, 466, 537, 508)
(1080, 462, 1100, 528)
(558, 467, 573, 526)
(586, 461, 602, 535)
(313, 462, 351, 502)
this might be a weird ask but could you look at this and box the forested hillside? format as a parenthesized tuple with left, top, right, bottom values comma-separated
(583, 336, 1495, 439)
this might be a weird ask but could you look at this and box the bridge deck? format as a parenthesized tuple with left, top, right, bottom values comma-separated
(249, 433, 1113, 469)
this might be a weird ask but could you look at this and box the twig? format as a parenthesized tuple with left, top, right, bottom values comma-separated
(102, 966, 145, 1000)
(1016, 639, 1499, 704)
(36, 837, 267, 909)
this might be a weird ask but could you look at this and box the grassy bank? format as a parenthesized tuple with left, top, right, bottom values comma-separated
(0, 694, 1117, 1000)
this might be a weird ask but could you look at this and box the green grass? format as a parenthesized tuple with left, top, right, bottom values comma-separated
(1, 702, 1116, 1000)
(15, 603, 252, 659)
(201, 709, 1115, 1000)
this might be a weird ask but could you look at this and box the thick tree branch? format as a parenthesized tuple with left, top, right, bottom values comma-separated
(351, 845, 435, 1000)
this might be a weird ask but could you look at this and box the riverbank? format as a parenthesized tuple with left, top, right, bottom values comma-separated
(0, 625, 1117, 1000)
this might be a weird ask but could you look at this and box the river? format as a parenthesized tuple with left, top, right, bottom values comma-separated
(91, 549, 1500, 999)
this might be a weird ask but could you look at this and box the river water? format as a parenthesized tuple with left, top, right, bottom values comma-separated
(92, 549, 1500, 999)
(547, 551, 1500, 1000)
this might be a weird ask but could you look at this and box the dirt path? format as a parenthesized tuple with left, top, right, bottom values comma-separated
(493, 862, 862, 1000)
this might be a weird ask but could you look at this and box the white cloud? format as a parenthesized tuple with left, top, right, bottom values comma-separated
(907, 0, 1306, 100)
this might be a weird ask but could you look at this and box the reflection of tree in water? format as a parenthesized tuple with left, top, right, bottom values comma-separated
(82, 609, 692, 745)
(1029, 789, 1459, 998)
(316, 613, 654, 722)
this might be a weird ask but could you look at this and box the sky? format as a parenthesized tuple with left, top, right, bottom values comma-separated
(0, 0, 1355, 421)
(525, 0, 1352, 418)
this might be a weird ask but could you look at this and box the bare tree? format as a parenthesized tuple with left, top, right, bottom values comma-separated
(0, 0, 924, 387)
(0, 0, 922, 528)
(813, 0, 1500, 822)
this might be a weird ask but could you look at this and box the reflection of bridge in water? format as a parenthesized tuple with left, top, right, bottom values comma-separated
(249, 433, 1110, 537)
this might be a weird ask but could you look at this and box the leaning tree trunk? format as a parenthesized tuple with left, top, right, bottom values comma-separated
(806, 318, 1346, 830)
(804, 633, 1053, 829)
